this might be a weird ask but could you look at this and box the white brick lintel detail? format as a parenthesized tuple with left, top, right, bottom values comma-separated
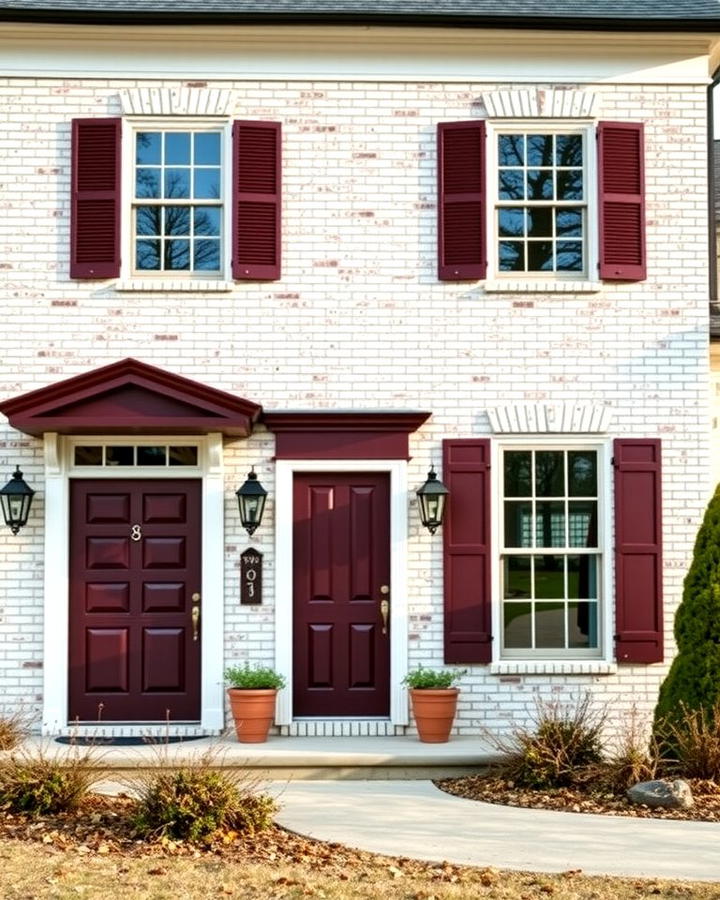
(120, 87, 236, 116)
(484, 280, 602, 294)
(490, 662, 618, 676)
(488, 403, 612, 434)
(482, 87, 598, 119)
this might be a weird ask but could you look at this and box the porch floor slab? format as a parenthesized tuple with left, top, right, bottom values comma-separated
(14, 734, 502, 780)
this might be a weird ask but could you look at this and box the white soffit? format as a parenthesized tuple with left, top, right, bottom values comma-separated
(488, 403, 612, 434)
(120, 87, 236, 116)
(482, 88, 598, 118)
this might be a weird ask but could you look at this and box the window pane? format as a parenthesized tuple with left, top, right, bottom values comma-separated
(568, 601, 598, 649)
(136, 239, 160, 270)
(106, 446, 134, 466)
(74, 446, 103, 465)
(499, 207, 525, 237)
(137, 446, 167, 466)
(504, 451, 531, 497)
(164, 239, 190, 270)
(556, 208, 582, 238)
(534, 555, 564, 598)
(164, 168, 190, 199)
(527, 207, 552, 237)
(136, 132, 161, 165)
(498, 170, 524, 200)
(504, 602, 532, 648)
(169, 446, 199, 466)
(526, 170, 553, 200)
(527, 240, 553, 271)
(568, 451, 597, 496)
(195, 132, 221, 165)
(194, 239, 220, 271)
(165, 132, 191, 165)
(505, 501, 533, 548)
(557, 169, 583, 200)
(499, 241, 525, 271)
(194, 207, 221, 236)
(535, 451, 564, 496)
(504, 555, 531, 598)
(194, 168, 221, 199)
(556, 134, 582, 167)
(557, 242, 583, 272)
(568, 555, 598, 600)
(164, 206, 191, 236)
(498, 134, 524, 166)
(569, 501, 598, 548)
(527, 134, 553, 166)
(535, 501, 565, 548)
(136, 168, 161, 199)
(136, 207, 160, 236)
(535, 603, 565, 648)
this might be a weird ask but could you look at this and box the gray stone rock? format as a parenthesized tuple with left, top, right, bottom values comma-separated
(626, 779, 694, 809)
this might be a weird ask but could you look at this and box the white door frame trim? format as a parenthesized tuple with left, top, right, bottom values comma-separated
(274, 458, 409, 726)
(41, 432, 225, 735)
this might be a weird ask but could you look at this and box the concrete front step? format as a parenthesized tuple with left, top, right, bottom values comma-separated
(15, 734, 503, 781)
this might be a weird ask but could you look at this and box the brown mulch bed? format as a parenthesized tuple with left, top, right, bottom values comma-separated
(435, 774, 720, 822)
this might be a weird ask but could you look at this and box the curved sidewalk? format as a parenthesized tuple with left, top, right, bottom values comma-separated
(272, 780, 720, 882)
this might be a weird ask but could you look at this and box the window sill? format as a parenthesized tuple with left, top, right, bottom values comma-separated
(484, 280, 602, 294)
(490, 661, 617, 676)
(115, 279, 234, 293)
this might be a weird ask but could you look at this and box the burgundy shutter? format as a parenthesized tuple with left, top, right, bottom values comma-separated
(598, 122, 646, 281)
(442, 439, 492, 663)
(613, 439, 663, 663)
(232, 121, 281, 280)
(70, 118, 121, 279)
(437, 121, 487, 281)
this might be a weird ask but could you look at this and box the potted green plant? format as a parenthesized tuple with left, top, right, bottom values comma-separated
(225, 664, 287, 743)
(402, 666, 467, 743)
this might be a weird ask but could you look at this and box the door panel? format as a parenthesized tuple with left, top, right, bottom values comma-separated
(69, 479, 201, 722)
(293, 473, 390, 717)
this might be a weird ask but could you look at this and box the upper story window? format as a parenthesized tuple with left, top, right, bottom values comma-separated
(133, 129, 223, 274)
(493, 128, 588, 277)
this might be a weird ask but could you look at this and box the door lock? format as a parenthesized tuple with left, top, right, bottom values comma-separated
(191, 592, 200, 641)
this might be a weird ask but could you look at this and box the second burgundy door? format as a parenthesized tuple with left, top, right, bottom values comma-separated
(69, 479, 201, 722)
(293, 473, 391, 717)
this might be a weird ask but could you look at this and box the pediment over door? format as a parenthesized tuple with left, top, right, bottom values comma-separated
(0, 358, 262, 438)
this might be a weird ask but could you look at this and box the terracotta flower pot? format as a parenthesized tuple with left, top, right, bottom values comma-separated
(409, 688, 459, 743)
(227, 688, 278, 743)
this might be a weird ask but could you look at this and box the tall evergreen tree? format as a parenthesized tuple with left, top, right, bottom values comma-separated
(654, 485, 720, 732)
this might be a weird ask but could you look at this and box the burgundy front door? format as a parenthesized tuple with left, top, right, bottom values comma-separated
(69, 479, 201, 722)
(293, 473, 391, 717)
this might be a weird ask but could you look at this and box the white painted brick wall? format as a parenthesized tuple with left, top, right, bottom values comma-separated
(0, 75, 710, 740)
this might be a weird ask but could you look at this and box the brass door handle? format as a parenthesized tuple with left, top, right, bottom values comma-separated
(380, 598, 390, 635)
(191, 592, 200, 642)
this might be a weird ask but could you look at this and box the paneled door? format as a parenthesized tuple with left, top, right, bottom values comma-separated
(293, 473, 391, 717)
(69, 480, 201, 722)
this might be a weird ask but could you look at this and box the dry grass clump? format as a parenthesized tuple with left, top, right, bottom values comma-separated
(656, 700, 720, 781)
(0, 710, 30, 752)
(591, 708, 660, 792)
(0, 745, 99, 814)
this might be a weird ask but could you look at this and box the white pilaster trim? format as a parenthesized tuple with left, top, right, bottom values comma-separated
(120, 86, 236, 116)
(274, 458, 409, 727)
(201, 433, 225, 732)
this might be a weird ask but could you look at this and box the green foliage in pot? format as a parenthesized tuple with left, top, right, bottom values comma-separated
(402, 666, 467, 690)
(224, 663, 286, 691)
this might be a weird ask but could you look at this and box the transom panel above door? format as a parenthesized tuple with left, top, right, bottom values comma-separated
(293, 472, 391, 717)
(69, 479, 201, 722)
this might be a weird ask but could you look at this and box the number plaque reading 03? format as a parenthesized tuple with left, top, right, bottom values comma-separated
(240, 548, 263, 605)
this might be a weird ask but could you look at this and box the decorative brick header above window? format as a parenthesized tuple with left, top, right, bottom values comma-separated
(487, 403, 611, 434)
(481, 88, 598, 119)
(119, 87, 236, 117)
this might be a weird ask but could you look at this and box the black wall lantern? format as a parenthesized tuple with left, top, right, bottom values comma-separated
(416, 466, 448, 535)
(0, 467, 36, 535)
(236, 467, 267, 536)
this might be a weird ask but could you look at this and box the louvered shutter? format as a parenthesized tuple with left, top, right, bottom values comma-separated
(232, 121, 281, 280)
(437, 121, 487, 281)
(598, 122, 646, 281)
(70, 118, 121, 279)
(613, 439, 663, 663)
(443, 439, 492, 663)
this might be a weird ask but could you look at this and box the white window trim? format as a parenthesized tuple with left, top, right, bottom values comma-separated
(41, 432, 225, 736)
(485, 119, 599, 287)
(274, 459, 409, 727)
(120, 116, 233, 287)
(490, 436, 613, 664)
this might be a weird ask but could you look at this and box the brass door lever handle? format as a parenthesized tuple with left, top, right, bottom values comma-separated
(191, 592, 200, 642)
(380, 585, 390, 635)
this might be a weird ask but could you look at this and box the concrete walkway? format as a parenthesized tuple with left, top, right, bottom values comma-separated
(272, 780, 720, 882)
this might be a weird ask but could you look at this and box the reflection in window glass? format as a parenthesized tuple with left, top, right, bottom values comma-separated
(137, 446, 167, 466)
(169, 446, 199, 466)
(106, 446, 135, 466)
(74, 446, 103, 466)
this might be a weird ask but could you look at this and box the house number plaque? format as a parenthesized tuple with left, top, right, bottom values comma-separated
(240, 548, 263, 605)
